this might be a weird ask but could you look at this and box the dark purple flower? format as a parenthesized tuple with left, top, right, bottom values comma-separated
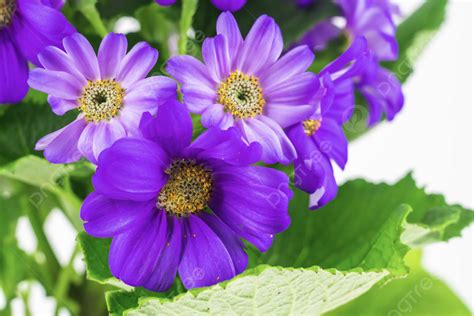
(167, 12, 318, 164)
(336, 0, 400, 61)
(28, 32, 177, 164)
(155, 0, 247, 12)
(0, 0, 74, 104)
(296, 19, 342, 52)
(81, 100, 292, 291)
(357, 52, 404, 126)
(288, 37, 368, 209)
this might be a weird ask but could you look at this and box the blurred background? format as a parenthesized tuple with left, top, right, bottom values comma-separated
(2, 0, 472, 314)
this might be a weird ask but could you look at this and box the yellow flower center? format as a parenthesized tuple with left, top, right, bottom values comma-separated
(78, 80, 125, 123)
(303, 119, 321, 136)
(0, 0, 16, 29)
(157, 160, 213, 217)
(217, 71, 265, 119)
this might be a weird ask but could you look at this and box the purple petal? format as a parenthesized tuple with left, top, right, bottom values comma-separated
(0, 31, 29, 103)
(37, 46, 87, 85)
(36, 117, 86, 164)
(143, 215, 183, 292)
(63, 33, 100, 81)
(239, 116, 296, 164)
(181, 84, 217, 114)
(237, 15, 283, 76)
(260, 45, 315, 89)
(11, 0, 75, 65)
(116, 42, 158, 89)
(201, 104, 226, 129)
(28, 68, 83, 100)
(139, 101, 192, 157)
(93, 138, 170, 201)
(109, 210, 168, 287)
(167, 55, 216, 91)
(123, 76, 177, 112)
(178, 216, 237, 289)
(81, 192, 154, 238)
(47, 96, 77, 116)
(210, 0, 246, 12)
(188, 127, 262, 166)
(309, 157, 338, 209)
(91, 120, 127, 164)
(211, 165, 291, 252)
(77, 122, 96, 163)
(98, 33, 128, 79)
(216, 12, 243, 65)
(313, 118, 348, 169)
(199, 213, 247, 275)
(202, 35, 231, 83)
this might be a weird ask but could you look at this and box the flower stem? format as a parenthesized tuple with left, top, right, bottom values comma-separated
(179, 0, 199, 55)
(80, 4, 108, 38)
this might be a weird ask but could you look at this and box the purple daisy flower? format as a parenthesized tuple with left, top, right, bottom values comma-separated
(288, 38, 368, 208)
(0, 0, 74, 104)
(167, 12, 318, 164)
(155, 0, 247, 12)
(81, 100, 292, 291)
(336, 0, 400, 61)
(28, 32, 177, 164)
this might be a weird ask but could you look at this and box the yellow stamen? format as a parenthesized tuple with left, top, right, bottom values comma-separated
(78, 80, 125, 123)
(217, 71, 265, 119)
(303, 119, 321, 136)
(157, 160, 213, 217)
(0, 0, 16, 28)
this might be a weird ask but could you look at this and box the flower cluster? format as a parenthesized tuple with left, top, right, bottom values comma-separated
(297, 0, 404, 125)
(11, 0, 405, 292)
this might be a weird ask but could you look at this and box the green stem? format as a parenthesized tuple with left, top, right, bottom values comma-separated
(179, 0, 199, 55)
(80, 4, 108, 38)
(23, 202, 61, 279)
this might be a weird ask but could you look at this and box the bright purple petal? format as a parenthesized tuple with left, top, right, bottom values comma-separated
(98, 33, 128, 79)
(63, 33, 100, 81)
(116, 42, 158, 88)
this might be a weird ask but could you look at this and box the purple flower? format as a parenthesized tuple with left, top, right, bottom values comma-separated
(295, 19, 342, 52)
(167, 12, 318, 164)
(0, 0, 74, 104)
(288, 38, 368, 208)
(155, 0, 247, 12)
(28, 33, 177, 164)
(357, 52, 404, 125)
(80, 100, 292, 291)
(336, 0, 400, 61)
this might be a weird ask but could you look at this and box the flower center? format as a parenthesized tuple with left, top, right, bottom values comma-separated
(157, 159, 213, 217)
(0, 0, 16, 29)
(217, 71, 265, 119)
(303, 119, 321, 136)
(78, 80, 125, 123)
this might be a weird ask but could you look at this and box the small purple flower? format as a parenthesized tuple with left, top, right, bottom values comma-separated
(28, 32, 177, 164)
(167, 12, 318, 164)
(336, 0, 400, 61)
(81, 100, 292, 291)
(288, 38, 368, 208)
(357, 52, 404, 125)
(155, 0, 247, 12)
(0, 0, 74, 104)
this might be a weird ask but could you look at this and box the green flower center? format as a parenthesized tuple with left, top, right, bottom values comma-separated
(0, 0, 16, 29)
(218, 71, 266, 119)
(157, 160, 213, 217)
(78, 80, 125, 123)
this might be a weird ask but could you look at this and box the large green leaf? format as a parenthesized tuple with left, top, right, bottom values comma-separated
(127, 266, 388, 315)
(327, 250, 471, 316)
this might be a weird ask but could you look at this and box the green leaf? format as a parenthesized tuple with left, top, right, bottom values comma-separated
(0, 102, 76, 165)
(127, 266, 388, 315)
(259, 174, 472, 272)
(77, 232, 115, 285)
(327, 250, 471, 316)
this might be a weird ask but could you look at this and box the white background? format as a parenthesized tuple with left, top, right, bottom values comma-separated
(2, 1, 473, 315)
